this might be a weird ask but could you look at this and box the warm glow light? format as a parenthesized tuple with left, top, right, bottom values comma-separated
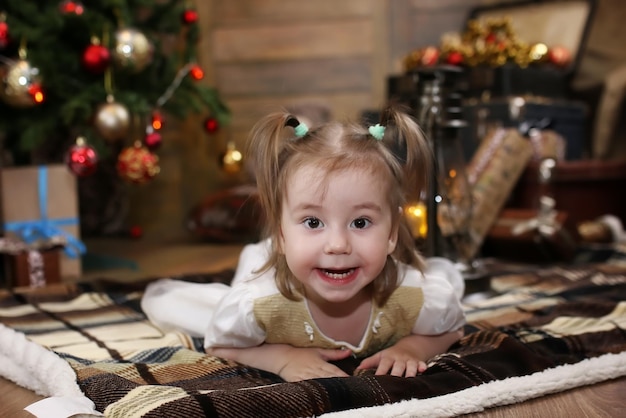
(448, 169, 457, 178)
(404, 202, 428, 239)
(190, 65, 204, 80)
(151, 111, 163, 130)
(29, 84, 45, 104)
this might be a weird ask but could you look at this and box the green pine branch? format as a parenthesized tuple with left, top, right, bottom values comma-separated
(0, 0, 229, 163)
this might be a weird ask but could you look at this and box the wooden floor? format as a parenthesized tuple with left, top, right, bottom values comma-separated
(2, 237, 625, 417)
(78, 236, 246, 283)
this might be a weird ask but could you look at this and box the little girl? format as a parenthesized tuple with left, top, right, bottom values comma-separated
(142, 106, 465, 382)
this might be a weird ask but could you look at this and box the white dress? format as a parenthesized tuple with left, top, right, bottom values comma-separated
(141, 239, 466, 357)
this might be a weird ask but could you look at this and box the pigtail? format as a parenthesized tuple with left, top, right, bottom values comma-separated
(245, 112, 309, 239)
(381, 105, 433, 203)
(246, 113, 288, 233)
(377, 105, 432, 272)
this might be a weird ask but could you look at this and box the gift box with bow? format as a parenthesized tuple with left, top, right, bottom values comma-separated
(1, 165, 85, 281)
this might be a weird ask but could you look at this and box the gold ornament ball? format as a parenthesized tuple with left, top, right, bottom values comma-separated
(117, 142, 160, 184)
(529, 43, 549, 63)
(113, 28, 154, 72)
(220, 142, 243, 174)
(93, 97, 130, 142)
(0, 59, 41, 107)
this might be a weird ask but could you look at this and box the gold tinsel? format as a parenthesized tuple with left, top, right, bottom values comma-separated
(404, 17, 562, 72)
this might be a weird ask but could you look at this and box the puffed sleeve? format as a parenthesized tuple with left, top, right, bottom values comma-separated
(231, 238, 272, 286)
(410, 257, 466, 335)
(141, 279, 231, 337)
(204, 282, 266, 349)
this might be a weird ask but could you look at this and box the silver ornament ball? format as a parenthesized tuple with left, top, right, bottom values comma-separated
(93, 97, 130, 142)
(113, 28, 154, 72)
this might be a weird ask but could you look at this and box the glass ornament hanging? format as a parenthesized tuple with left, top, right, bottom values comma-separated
(93, 95, 130, 142)
(144, 126, 162, 150)
(204, 116, 219, 133)
(113, 28, 153, 72)
(182, 8, 199, 25)
(0, 13, 9, 49)
(117, 141, 160, 184)
(66, 137, 98, 177)
(82, 37, 111, 74)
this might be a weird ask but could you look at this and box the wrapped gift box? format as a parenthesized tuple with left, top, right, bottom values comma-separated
(0, 238, 63, 287)
(459, 127, 534, 261)
(11, 248, 61, 287)
(1, 165, 84, 280)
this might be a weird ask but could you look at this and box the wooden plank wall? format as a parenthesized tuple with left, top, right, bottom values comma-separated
(197, 0, 505, 146)
(202, 0, 386, 147)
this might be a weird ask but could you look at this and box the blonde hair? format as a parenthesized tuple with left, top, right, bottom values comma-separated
(246, 105, 432, 306)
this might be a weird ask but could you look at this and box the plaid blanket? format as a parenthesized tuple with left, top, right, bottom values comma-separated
(1, 257, 626, 417)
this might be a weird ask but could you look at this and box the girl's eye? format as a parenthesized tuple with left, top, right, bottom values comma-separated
(304, 217, 323, 229)
(351, 218, 371, 229)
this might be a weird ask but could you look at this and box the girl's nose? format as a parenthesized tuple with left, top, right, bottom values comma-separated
(324, 228, 351, 254)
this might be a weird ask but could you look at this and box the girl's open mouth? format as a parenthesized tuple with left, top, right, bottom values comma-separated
(321, 268, 356, 280)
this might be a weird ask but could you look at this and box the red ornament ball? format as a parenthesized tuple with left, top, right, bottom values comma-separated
(60, 1, 85, 15)
(66, 138, 98, 177)
(0, 21, 9, 49)
(445, 51, 464, 66)
(129, 225, 143, 239)
(204, 117, 219, 133)
(117, 142, 160, 184)
(82, 44, 111, 74)
(421, 46, 440, 66)
(144, 131, 162, 150)
(182, 9, 199, 24)
(548, 45, 572, 68)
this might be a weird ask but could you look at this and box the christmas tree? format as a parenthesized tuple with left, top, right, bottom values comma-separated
(0, 0, 230, 174)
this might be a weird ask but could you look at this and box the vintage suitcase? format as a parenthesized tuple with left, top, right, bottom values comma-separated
(464, 0, 597, 100)
(459, 0, 596, 160)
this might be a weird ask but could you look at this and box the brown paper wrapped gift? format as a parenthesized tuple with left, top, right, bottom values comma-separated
(0, 165, 83, 279)
(461, 128, 534, 260)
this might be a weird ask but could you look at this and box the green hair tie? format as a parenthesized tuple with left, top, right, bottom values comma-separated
(368, 124, 385, 140)
(294, 122, 309, 138)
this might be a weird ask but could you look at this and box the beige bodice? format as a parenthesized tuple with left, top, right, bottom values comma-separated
(253, 287, 424, 358)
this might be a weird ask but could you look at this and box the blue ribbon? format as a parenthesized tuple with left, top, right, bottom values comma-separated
(3, 166, 86, 258)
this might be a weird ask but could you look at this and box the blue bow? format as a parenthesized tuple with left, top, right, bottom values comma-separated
(3, 166, 86, 258)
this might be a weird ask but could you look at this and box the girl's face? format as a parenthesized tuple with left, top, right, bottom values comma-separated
(279, 164, 398, 310)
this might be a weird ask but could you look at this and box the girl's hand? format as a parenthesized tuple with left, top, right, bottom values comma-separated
(356, 344, 427, 377)
(208, 344, 353, 382)
(277, 347, 353, 382)
(356, 330, 463, 377)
